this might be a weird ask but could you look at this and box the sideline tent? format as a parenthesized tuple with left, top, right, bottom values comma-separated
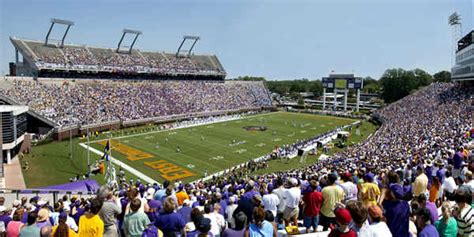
(38, 180, 100, 193)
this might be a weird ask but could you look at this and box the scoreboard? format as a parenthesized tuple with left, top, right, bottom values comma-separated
(322, 75, 363, 89)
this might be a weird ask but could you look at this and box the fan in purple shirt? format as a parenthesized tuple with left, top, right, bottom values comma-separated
(177, 200, 193, 224)
(416, 194, 438, 225)
(154, 198, 186, 236)
(222, 211, 247, 237)
(416, 207, 439, 237)
(383, 183, 410, 237)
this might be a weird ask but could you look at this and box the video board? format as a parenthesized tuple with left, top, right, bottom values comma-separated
(322, 75, 363, 89)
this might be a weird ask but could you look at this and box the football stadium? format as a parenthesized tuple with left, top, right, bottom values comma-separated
(0, 1, 473, 237)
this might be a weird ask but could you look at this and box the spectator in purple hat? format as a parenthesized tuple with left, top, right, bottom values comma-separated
(146, 199, 161, 223)
(233, 181, 259, 223)
(382, 182, 410, 237)
(51, 212, 77, 237)
(61, 205, 78, 232)
(188, 216, 213, 237)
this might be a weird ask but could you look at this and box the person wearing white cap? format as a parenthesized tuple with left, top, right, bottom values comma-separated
(62, 205, 78, 232)
(283, 178, 301, 227)
(10, 200, 21, 219)
(0, 205, 11, 234)
(145, 188, 156, 201)
(225, 196, 238, 229)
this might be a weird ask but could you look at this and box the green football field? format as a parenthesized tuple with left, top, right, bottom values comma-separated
(85, 112, 357, 183)
(20, 112, 370, 187)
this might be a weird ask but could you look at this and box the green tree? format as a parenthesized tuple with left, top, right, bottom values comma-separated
(235, 76, 266, 81)
(413, 68, 433, 87)
(379, 68, 432, 103)
(362, 77, 380, 94)
(380, 68, 412, 103)
(433, 70, 451, 82)
(309, 80, 323, 96)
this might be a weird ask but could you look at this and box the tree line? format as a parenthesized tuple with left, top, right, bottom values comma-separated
(233, 69, 451, 104)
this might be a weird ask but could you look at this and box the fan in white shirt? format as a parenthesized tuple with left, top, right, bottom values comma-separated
(203, 203, 226, 236)
(262, 191, 280, 217)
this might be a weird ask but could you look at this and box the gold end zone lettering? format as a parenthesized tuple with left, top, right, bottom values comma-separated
(96, 141, 196, 180)
(145, 160, 196, 180)
(162, 169, 195, 180)
(98, 140, 154, 161)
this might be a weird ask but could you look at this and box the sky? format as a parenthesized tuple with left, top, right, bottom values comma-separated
(0, 0, 472, 80)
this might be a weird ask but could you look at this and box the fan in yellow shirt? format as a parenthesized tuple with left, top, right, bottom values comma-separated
(360, 172, 381, 207)
(78, 199, 104, 237)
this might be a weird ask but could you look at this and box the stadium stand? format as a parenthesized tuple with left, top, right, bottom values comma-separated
(0, 77, 272, 127)
(10, 38, 226, 79)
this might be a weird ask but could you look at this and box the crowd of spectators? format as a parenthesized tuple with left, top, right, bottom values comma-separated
(26, 42, 224, 75)
(0, 82, 472, 237)
(0, 79, 272, 127)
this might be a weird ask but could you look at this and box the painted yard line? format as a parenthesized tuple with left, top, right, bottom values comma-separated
(79, 143, 159, 185)
(91, 112, 280, 143)
(197, 120, 362, 183)
(124, 138, 225, 171)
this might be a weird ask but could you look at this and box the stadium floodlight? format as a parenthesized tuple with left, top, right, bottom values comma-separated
(44, 18, 75, 48)
(176, 35, 200, 57)
(116, 29, 142, 54)
(448, 12, 461, 26)
(448, 12, 462, 65)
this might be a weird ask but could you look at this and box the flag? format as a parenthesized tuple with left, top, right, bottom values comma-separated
(102, 140, 110, 161)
